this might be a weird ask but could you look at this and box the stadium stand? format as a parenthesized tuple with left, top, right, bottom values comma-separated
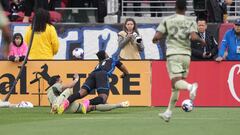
(3, 0, 240, 24)
(105, 0, 240, 24)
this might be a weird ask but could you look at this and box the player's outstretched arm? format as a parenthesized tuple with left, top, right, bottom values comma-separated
(118, 64, 129, 78)
(61, 74, 79, 90)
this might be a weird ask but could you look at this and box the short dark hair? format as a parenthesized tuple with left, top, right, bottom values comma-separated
(48, 75, 60, 86)
(176, 0, 187, 11)
(197, 18, 207, 23)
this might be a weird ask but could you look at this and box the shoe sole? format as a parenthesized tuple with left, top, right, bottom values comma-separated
(158, 113, 170, 122)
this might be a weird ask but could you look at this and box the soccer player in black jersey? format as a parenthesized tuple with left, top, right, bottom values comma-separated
(57, 50, 129, 114)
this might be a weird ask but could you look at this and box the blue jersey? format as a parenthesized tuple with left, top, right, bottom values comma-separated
(92, 58, 122, 76)
(218, 28, 240, 60)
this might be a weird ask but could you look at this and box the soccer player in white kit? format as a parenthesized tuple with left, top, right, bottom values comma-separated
(152, 0, 206, 122)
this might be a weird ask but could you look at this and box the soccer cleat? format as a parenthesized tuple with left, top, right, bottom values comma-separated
(158, 111, 172, 122)
(120, 101, 130, 107)
(190, 83, 198, 100)
(57, 99, 69, 114)
(81, 99, 90, 114)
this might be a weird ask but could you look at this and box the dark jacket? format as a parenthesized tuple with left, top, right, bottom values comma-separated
(191, 31, 218, 60)
(207, 0, 227, 23)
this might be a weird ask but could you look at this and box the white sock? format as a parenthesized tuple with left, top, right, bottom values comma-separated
(187, 84, 193, 91)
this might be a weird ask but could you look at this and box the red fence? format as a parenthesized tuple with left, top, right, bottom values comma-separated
(151, 61, 240, 107)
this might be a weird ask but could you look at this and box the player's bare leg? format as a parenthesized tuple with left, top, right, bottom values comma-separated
(159, 89, 178, 122)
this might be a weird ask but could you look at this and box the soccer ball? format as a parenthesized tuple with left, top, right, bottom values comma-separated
(72, 48, 84, 59)
(17, 101, 34, 108)
(181, 99, 193, 112)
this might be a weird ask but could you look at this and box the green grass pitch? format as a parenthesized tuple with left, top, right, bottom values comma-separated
(0, 107, 239, 135)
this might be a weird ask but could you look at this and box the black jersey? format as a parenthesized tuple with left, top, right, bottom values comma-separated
(92, 58, 122, 76)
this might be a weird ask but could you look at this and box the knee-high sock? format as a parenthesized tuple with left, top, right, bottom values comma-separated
(174, 80, 192, 91)
(90, 96, 104, 105)
(95, 104, 122, 111)
(166, 89, 179, 112)
(67, 92, 82, 104)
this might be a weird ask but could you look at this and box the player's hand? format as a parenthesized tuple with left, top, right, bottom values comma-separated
(14, 56, 20, 62)
(120, 73, 128, 78)
(206, 53, 212, 58)
(73, 74, 79, 81)
(127, 33, 133, 39)
(201, 40, 206, 46)
(202, 52, 207, 58)
(215, 56, 223, 62)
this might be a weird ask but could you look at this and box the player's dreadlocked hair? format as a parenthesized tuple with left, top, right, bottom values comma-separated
(176, 0, 187, 11)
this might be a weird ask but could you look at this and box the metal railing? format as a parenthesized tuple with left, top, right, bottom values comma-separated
(227, 0, 240, 16)
(55, 7, 98, 23)
(121, 0, 240, 17)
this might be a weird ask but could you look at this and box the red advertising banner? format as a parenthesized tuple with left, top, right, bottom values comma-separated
(152, 61, 240, 106)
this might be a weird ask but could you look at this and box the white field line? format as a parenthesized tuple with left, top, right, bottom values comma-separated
(63, 117, 237, 120)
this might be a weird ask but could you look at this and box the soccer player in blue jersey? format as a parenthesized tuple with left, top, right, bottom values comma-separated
(57, 50, 129, 114)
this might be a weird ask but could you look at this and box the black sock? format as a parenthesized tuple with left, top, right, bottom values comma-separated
(67, 93, 81, 104)
(90, 96, 104, 105)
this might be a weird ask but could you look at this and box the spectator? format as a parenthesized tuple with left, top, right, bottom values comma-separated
(24, 8, 59, 59)
(207, 0, 232, 23)
(191, 19, 218, 60)
(0, 4, 11, 59)
(216, 18, 240, 62)
(118, 18, 144, 59)
(8, 0, 25, 22)
(0, 0, 10, 11)
(8, 33, 28, 62)
(23, 0, 56, 22)
(91, 0, 107, 23)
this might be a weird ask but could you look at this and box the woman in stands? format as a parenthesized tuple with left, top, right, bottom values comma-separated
(118, 18, 144, 59)
(24, 8, 59, 59)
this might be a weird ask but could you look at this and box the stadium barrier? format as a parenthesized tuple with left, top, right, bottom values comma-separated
(0, 61, 240, 107)
(152, 61, 240, 107)
(0, 61, 151, 106)
(1, 23, 234, 60)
